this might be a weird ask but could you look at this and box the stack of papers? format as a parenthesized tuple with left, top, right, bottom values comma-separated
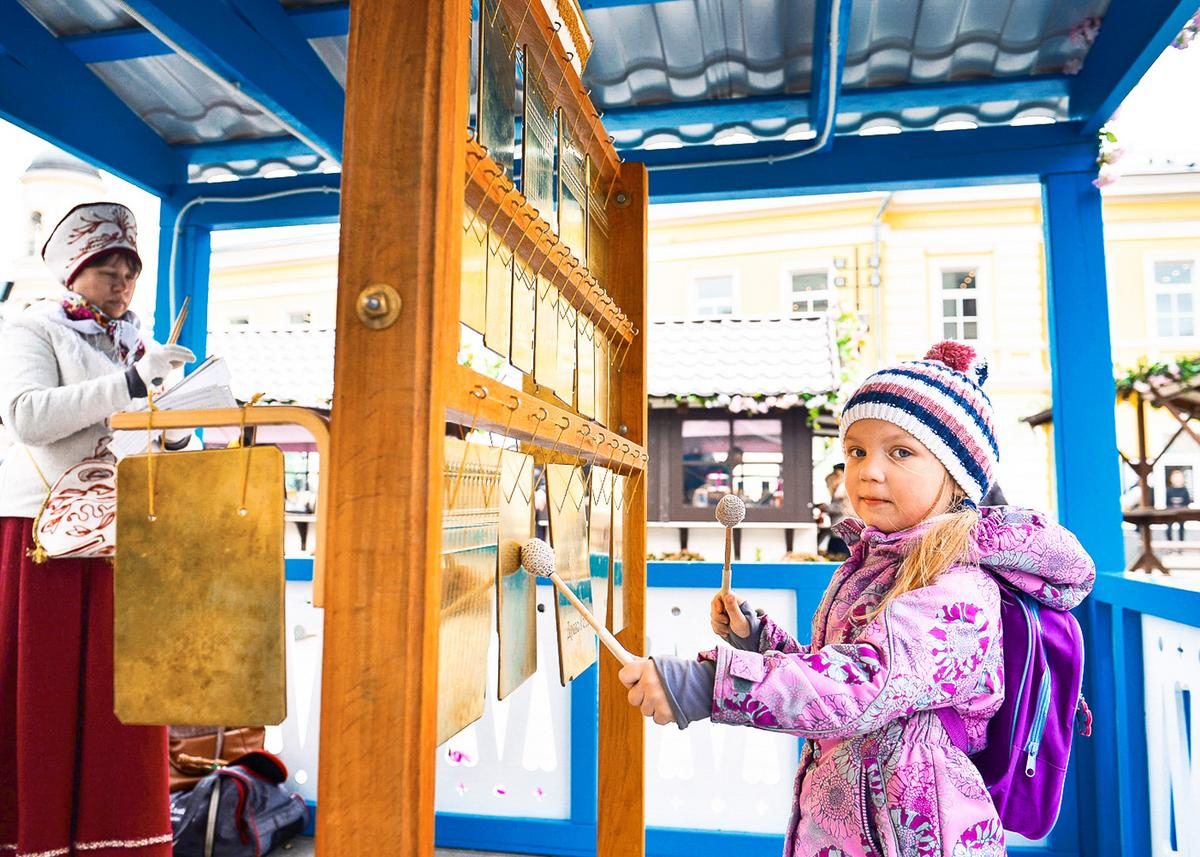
(111, 355, 238, 458)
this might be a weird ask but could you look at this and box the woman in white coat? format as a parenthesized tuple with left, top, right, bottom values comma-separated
(0, 202, 194, 856)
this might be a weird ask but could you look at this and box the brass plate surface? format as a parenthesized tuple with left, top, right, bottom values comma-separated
(461, 212, 488, 334)
(595, 336, 609, 428)
(439, 438, 501, 745)
(555, 304, 577, 407)
(611, 473, 626, 633)
(576, 321, 595, 420)
(478, 0, 516, 179)
(484, 232, 513, 358)
(545, 464, 595, 684)
(510, 262, 536, 374)
(521, 60, 556, 225)
(588, 466, 612, 631)
(114, 447, 285, 726)
(534, 279, 559, 390)
(556, 126, 587, 266)
(496, 449, 536, 700)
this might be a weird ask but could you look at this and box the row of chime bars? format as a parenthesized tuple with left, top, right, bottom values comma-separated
(463, 0, 629, 426)
(437, 426, 636, 745)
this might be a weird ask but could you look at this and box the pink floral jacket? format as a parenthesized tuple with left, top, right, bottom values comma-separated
(700, 506, 1095, 857)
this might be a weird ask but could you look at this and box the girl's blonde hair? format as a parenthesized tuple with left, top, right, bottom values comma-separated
(866, 486, 980, 621)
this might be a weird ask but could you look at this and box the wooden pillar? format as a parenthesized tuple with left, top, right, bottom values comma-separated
(598, 162, 648, 857)
(315, 1, 470, 854)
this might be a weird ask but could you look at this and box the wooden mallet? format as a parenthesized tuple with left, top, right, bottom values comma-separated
(715, 494, 746, 597)
(521, 537, 635, 665)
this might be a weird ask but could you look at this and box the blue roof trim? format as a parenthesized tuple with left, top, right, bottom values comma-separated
(0, 2, 185, 194)
(808, 0, 852, 154)
(1071, 0, 1199, 134)
(177, 135, 317, 166)
(642, 122, 1098, 203)
(173, 171, 341, 229)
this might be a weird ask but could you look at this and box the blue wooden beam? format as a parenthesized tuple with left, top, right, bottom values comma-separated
(603, 76, 1073, 135)
(1071, 0, 1198, 135)
(0, 2, 185, 194)
(177, 135, 317, 166)
(120, 0, 345, 161)
(807, 0, 852, 153)
(173, 172, 341, 230)
(640, 122, 1098, 202)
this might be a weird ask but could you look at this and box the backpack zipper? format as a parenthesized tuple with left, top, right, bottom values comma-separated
(1024, 597, 1053, 777)
(1008, 592, 1036, 753)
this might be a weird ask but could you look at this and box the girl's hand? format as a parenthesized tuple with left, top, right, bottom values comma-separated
(618, 658, 675, 726)
(710, 591, 750, 640)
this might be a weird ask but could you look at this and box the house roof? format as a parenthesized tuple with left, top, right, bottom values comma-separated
(647, 315, 838, 399)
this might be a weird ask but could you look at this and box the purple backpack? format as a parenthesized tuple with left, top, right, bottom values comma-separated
(936, 584, 1092, 840)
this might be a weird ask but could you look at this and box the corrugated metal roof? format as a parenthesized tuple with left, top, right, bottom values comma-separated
(648, 316, 837, 398)
(8, 0, 1115, 179)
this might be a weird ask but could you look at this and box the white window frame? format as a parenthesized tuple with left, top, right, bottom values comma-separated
(782, 268, 833, 316)
(1145, 254, 1199, 343)
(690, 271, 739, 318)
(932, 259, 988, 345)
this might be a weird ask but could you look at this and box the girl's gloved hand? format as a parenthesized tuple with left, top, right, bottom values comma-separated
(135, 343, 195, 389)
(710, 591, 751, 640)
(618, 658, 676, 726)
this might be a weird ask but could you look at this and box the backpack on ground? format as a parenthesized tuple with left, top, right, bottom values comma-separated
(936, 583, 1092, 840)
(170, 750, 308, 857)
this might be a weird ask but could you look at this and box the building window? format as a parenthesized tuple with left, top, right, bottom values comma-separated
(652, 410, 812, 523)
(288, 310, 313, 326)
(789, 271, 831, 314)
(693, 275, 734, 317)
(1153, 259, 1196, 338)
(941, 268, 980, 341)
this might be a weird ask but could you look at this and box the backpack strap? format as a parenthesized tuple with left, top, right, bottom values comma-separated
(203, 784, 221, 857)
(935, 706, 970, 755)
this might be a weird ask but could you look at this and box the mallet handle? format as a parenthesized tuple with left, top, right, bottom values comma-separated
(549, 572, 635, 665)
(720, 527, 733, 596)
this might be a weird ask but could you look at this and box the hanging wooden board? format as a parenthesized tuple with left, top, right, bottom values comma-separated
(497, 448, 536, 699)
(610, 473, 626, 633)
(439, 437, 501, 745)
(114, 447, 285, 726)
(545, 463, 595, 684)
(534, 278, 559, 391)
(484, 232, 513, 358)
(510, 261, 536, 374)
(588, 466, 612, 632)
(478, 0, 516, 179)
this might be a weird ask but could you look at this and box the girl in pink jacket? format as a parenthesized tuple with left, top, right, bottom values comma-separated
(620, 341, 1094, 857)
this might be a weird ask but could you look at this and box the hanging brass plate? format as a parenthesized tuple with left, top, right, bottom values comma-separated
(114, 447, 285, 726)
(356, 283, 402, 330)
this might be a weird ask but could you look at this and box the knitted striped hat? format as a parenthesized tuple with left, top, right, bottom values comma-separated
(838, 341, 998, 505)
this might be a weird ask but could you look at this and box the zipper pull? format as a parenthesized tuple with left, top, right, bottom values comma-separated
(1025, 742, 1039, 777)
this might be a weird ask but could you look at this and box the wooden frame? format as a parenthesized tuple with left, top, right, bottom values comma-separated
(314, 3, 648, 855)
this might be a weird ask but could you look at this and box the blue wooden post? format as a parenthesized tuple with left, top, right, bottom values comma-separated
(154, 196, 211, 360)
(1041, 170, 1132, 857)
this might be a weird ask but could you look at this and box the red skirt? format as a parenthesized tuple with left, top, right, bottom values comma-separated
(0, 517, 170, 857)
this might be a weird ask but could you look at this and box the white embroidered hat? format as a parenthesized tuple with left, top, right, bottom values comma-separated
(41, 202, 140, 286)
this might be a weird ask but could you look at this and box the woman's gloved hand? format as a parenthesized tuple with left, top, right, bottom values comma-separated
(135, 344, 196, 389)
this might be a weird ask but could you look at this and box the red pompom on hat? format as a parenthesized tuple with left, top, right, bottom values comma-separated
(924, 340, 977, 373)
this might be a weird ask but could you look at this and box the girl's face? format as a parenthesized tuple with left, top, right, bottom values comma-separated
(71, 253, 139, 319)
(842, 419, 955, 533)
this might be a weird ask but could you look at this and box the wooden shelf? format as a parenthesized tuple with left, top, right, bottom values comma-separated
(499, 0, 622, 193)
(465, 138, 634, 345)
(447, 363, 646, 473)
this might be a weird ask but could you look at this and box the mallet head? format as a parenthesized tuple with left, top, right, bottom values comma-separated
(521, 537, 556, 578)
(715, 494, 746, 528)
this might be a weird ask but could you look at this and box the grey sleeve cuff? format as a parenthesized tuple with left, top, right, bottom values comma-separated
(125, 366, 147, 399)
(725, 600, 763, 652)
(652, 655, 716, 730)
